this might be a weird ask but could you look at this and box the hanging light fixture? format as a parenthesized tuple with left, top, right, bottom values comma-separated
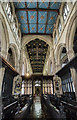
(25, 73, 30, 78)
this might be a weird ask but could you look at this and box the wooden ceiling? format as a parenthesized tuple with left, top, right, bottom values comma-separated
(14, 1, 61, 35)
(26, 39, 48, 73)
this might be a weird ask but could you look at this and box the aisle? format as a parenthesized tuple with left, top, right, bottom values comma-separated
(26, 96, 47, 119)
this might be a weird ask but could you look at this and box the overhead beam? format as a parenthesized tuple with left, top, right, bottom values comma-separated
(32, 65, 44, 67)
(37, 2, 38, 33)
(45, 2, 50, 33)
(22, 33, 52, 35)
(25, 2, 30, 33)
(15, 8, 59, 14)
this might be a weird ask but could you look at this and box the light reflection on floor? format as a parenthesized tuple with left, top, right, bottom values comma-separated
(27, 96, 46, 119)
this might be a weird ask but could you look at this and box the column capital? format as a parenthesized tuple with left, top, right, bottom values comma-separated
(67, 49, 75, 60)
(67, 49, 74, 55)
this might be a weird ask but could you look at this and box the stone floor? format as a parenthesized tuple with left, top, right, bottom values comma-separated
(26, 96, 49, 119)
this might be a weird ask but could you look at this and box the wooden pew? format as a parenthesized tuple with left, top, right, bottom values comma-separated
(42, 95, 66, 119)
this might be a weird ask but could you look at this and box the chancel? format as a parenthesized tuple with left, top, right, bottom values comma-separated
(0, 1, 77, 120)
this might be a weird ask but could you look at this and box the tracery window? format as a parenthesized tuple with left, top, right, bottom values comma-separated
(58, 20, 62, 35)
(5, 3, 19, 42)
(63, 3, 69, 21)
(6, 3, 12, 21)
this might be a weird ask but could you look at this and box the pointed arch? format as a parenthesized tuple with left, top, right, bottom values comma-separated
(0, 12, 9, 58)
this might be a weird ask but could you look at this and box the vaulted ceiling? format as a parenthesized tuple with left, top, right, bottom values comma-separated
(26, 39, 48, 73)
(14, 1, 61, 35)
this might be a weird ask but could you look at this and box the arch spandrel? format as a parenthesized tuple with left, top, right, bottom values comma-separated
(55, 43, 66, 65)
(22, 35, 52, 49)
(65, 10, 77, 51)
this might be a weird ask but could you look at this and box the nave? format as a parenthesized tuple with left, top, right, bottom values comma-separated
(26, 96, 48, 119)
(1, 56, 77, 120)
(0, 1, 77, 120)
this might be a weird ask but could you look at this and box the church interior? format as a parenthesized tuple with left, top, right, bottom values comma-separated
(0, 1, 77, 120)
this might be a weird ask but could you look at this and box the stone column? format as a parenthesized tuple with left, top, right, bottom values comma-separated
(32, 80, 34, 97)
(50, 47, 55, 74)
(21, 81, 25, 95)
(55, 64, 61, 73)
(67, 49, 75, 60)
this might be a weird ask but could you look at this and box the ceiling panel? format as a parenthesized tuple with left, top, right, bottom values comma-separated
(50, 2, 61, 9)
(14, 2, 25, 8)
(38, 1, 49, 8)
(29, 24, 37, 33)
(16, 11, 27, 23)
(47, 11, 58, 24)
(46, 24, 54, 34)
(26, 39, 48, 73)
(14, 1, 61, 35)
(28, 11, 37, 23)
(20, 23, 28, 33)
(38, 24, 45, 33)
(38, 11, 47, 24)
(26, 1, 37, 8)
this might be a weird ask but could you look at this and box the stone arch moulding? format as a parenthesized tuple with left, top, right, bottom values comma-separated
(56, 15, 63, 30)
(49, 57, 53, 74)
(65, 10, 77, 51)
(9, 2, 19, 29)
(59, 2, 65, 16)
(8, 43, 19, 71)
(0, 12, 9, 58)
(53, 29, 57, 38)
(56, 43, 66, 65)
(22, 35, 52, 48)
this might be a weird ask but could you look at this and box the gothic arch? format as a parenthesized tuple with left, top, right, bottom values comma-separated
(0, 13, 9, 96)
(59, 2, 65, 16)
(60, 2, 71, 16)
(65, 11, 77, 94)
(48, 57, 53, 74)
(0, 12, 9, 58)
(53, 28, 57, 38)
(56, 15, 63, 30)
(56, 43, 66, 65)
(65, 10, 77, 53)
(22, 35, 52, 49)
(8, 43, 19, 71)
(21, 35, 51, 75)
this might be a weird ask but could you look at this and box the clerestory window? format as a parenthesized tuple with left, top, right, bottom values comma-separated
(63, 3, 69, 21)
